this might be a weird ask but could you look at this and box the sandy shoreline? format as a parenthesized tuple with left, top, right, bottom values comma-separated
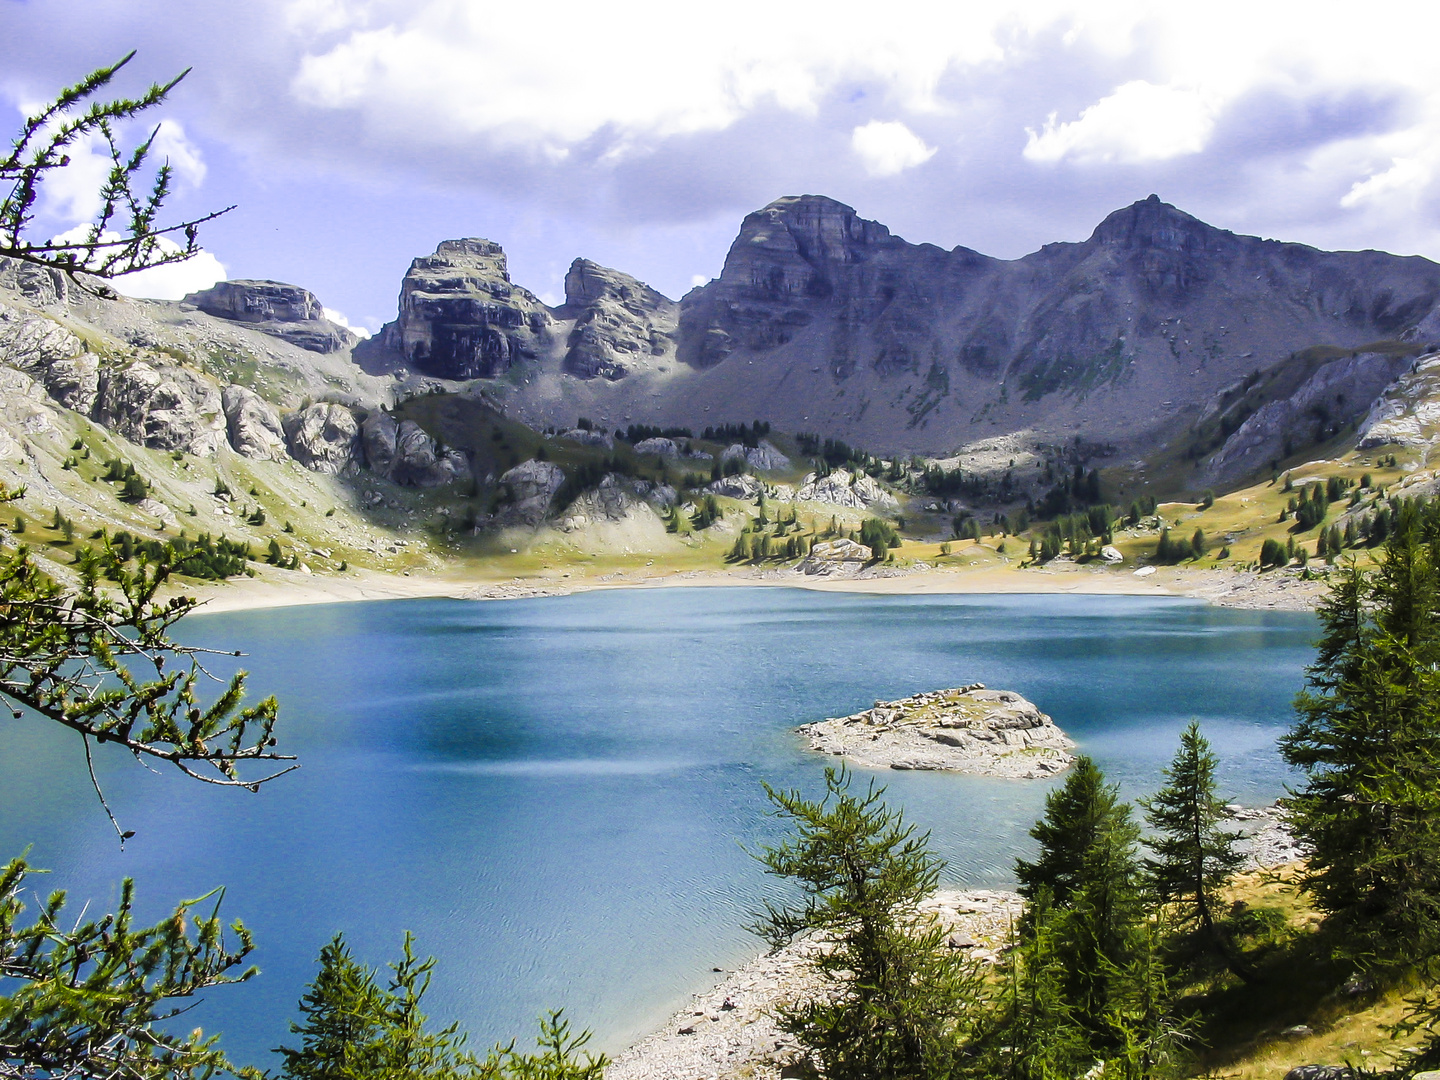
(179, 558, 1327, 617)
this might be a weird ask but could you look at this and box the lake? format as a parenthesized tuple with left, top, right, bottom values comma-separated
(0, 587, 1316, 1066)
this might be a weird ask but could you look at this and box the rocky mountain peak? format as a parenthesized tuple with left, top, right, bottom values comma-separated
(1086, 194, 1230, 255)
(427, 238, 511, 279)
(391, 238, 550, 380)
(182, 280, 358, 353)
(561, 259, 678, 380)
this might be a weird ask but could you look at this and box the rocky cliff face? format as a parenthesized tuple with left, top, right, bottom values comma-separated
(561, 259, 678, 379)
(387, 239, 552, 380)
(453, 194, 1440, 481)
(183, 280, 359, 354)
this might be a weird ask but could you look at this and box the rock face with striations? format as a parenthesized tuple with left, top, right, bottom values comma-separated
(221, 385, 287, 460)
(283, 402, 364, 475)
(480, 193, 1440, 472)
(390, 240, 552, 380)
(561, 258, 678, 379)
(183, 280, 359, 353)
(95, 358, 228, 456)
(360, 411, 469, 487)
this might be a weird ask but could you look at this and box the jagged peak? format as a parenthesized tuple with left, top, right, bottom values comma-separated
(563, 257, 674, 308)
(1087, 195, 1229, 250)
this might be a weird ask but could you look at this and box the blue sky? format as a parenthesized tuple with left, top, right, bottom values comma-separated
(5, 1, 1439, 334)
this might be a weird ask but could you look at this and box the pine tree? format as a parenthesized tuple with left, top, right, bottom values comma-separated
(1281, 502, 1440, 962)
(279, 935, 605, 1080)
(751, 767, 985, 1080)
(1140, 722, 1248, 977)
(1015, 757, 1144, 1041)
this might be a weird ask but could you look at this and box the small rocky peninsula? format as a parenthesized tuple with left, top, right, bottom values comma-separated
(797, 685, 1074, 778)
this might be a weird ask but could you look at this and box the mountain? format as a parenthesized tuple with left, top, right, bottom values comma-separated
(369, 195, 1440, 485)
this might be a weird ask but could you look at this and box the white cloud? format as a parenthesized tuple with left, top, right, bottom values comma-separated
(287, 0, 1021, 154)
(44, 226, 227, 301)
(690, 274, 710, 287)
(325, 307, 374, 337)
(1024, 81, 1215, 164)
(151, 120, 207, 188)
(851, 120, 936, 177)
(1341, 156, 1432, 209)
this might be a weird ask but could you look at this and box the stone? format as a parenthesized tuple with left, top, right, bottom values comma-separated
(796, 686, 1075, 779)
(795, 469, 898, 511)
(391, 239, 552, 379)
(1281, 1025, 1315, 1039)
(95, 358, 227, 456)
(1101, 545, 1123, 563)
(1284, 1067, 1352, 1080)
(796, 538, 872, 576)
(707, 473, 763, 500)
(183, 280, 359, 353)
(283, 401, 364, 475)
(221, 385, 287, 459)
(496, 458, 565, 525)
(632, 437, 682, 458)
(721, 440, 791, 472)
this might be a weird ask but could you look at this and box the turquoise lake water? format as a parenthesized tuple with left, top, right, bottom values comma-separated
(0, 588, 1316, 1065)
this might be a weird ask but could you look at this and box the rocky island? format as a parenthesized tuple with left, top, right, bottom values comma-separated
(797, 685, 1074, 778)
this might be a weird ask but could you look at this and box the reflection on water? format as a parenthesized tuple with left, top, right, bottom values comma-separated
(0, 588, 1315, 1065)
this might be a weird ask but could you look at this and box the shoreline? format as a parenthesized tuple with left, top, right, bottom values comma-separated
(179, 559, 1328, 618)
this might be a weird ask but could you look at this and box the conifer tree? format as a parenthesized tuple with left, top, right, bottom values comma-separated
(1281, 503, 1440, 962)
(751, 767, 985, 1080)
(1015, 757, 1144, 1040)
(1140, 722, 1247, 976)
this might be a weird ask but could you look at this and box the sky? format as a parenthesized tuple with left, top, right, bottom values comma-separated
(5, 1, 1440, 334)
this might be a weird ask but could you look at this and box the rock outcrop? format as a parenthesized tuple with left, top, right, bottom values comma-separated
(496, 458, 565, 525)
(795, 468, 899, 510)
(721, 440, 791, 471)
(1358, 352, 1440, 448)
(95, 358, 227, 456)
(797, 685, 1074, 778)
(183, 280, 359, 353)
(222, 385, 287, 459)
(560, 258, 678, 379)
(389, 239, 551, 379)
(283, 401, 364, 475)
(0, 312, 98, 413)
(707, 473, 763, 499)
(361, 411, 468, 487)
(796, 537, 872, 575)
(1204, 348, 1417, 484)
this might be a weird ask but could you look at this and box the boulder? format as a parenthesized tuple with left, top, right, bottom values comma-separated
(797, 538, 872, 575)
(632, 437, 681, 458)
(221, 385, 287, 459)
(390, 419, 468, 487)
(497, 458, 565, 525)
(393, 239, 551, 379)
(283, 402, 364, 475)
(721, 440, 790, 472)
(183, 279, 359, 354)
(559, 427, 613, 448)
(1100, 545, 1123, 563)
(1283, 1068, 1353, 1080)
(361, 411, 400, 475)
(796, 469, 898, 511)
(95, 359, 227, 456)
(707, 473, 763, 499)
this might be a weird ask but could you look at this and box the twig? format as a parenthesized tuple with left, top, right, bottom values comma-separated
(83, 734, 131, 845)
